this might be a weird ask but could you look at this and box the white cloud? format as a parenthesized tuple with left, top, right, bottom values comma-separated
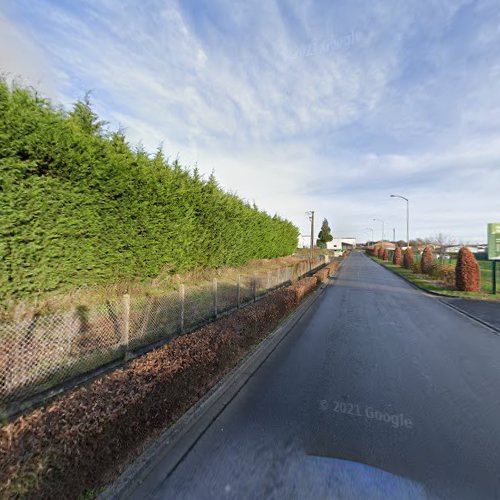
(0, 0, 499, 243)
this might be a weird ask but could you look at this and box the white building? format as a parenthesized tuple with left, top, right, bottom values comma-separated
(299, 235, 356, 252)
(327, 238, 356, 252)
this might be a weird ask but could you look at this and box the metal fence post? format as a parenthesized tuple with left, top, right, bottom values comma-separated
(213, 278, 218, 318)
(122, 293, 130, 360)
(237, 275, 241, 308)
(179, 284, 185, 333)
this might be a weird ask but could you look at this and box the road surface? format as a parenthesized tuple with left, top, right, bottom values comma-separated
(144, 252, 500, 499)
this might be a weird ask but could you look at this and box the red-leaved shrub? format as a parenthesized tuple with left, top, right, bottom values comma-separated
(420, 246, 434, 274)
(382, 248, 389, 261)
(313, 268, 330, 284)
(326, 261, 339, 276)
(455, 247, 480, 292)
(403, 247, 415, 269)
(0, 276, 319, 499)
(393, 247, 402, 266)
(377, 247, 384, 259)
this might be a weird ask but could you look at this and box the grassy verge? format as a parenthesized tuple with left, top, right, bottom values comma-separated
(1, 254, 316, 321)
(371, 257, 500, 302)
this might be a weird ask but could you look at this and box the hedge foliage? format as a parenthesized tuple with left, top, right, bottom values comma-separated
(393, 247, 402, 266)
(0, 276, 318, 498)
(403, 247, 415, 270)
(429, 262, 455, 288)
(0, 81, 299, 300)
(455, 247, 480, 292)
(420, 246, 433, 274)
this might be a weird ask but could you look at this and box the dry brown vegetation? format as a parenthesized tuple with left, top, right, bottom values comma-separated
(420, 246, 434, 274)
(403, 248, 415, 270)
(393, 247, 402, 266)
(0, 261, 342, 499)
(1, 255, 313, 323)
(455, 247, 480, 292)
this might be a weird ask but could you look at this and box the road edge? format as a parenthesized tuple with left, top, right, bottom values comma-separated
(99, 265, 342, 500)
(369, 256, 456, 298)
(369, 256, 500, 334)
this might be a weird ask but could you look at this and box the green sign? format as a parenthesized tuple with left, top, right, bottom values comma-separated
(488, 223, 500, 260)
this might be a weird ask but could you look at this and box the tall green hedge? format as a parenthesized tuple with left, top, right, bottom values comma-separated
(0, 81, 299, 301)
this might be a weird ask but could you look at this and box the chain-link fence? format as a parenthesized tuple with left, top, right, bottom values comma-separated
(0, 256, 328, 413)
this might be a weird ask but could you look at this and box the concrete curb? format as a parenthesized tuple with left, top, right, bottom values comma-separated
(369, 256, 500, 334)
(100, 264, 343, 500)
(437, 299, 500, 335)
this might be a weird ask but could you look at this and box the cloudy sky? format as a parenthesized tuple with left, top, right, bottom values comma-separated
(1, 0, 499, 243)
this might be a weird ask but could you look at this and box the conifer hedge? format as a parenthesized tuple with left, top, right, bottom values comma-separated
(0, 82, 299, 300)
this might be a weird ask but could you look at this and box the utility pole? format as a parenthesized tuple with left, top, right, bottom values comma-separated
(365, 227, 374, 244)
(309, 211, 315, 260)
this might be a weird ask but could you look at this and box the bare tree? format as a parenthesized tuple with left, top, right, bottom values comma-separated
(429, 233, 457, 260)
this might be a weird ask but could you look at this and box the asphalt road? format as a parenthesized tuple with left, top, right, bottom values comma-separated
(147, 252, 500, 499)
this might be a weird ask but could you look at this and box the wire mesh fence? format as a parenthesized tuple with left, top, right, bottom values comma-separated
(0, 255, 328, 412)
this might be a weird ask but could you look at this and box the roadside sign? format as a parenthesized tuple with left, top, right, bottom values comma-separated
(487, 223, 500, 260)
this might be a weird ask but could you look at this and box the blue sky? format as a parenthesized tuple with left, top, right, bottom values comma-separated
(1, 0, 499, 243)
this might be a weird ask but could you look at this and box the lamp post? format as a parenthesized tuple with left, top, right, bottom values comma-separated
(372, 218, 385, 242)
(390, 195, 409, 248)
(365, 227, 374, 244)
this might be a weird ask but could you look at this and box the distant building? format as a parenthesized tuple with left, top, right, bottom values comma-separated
(327, 238, 356, 254)
(376, 241, 396, 250)
(299, 235, 357, 253)
(444, 245, 487, 254)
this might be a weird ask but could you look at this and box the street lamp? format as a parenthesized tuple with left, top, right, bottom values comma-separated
(390, 195, 409, 248)
(372, 218, 385, 242)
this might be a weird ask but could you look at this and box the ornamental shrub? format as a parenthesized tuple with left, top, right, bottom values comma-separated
(377, 247, 384, 259)
(420, 246, 434, 274)
(382, 248, 389, 261)
(403, 247, 415, 270)
(455, 247, 480, 292)
(430, 262, 455, 288)
(393, 247, 402, 266)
